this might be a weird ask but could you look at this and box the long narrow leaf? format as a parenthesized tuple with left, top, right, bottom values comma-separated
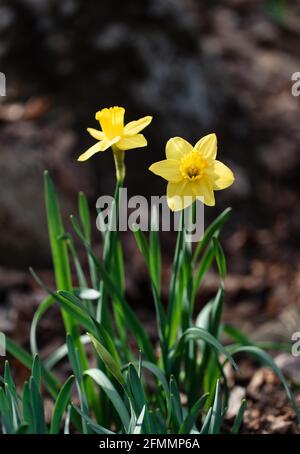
(50, 376, 75, 434)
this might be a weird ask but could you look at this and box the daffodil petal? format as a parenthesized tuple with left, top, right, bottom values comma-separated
(194, 133, 217, 161)
(195, 179, 215, 206)
(166, 137, 193, 160)
(87, 128, 105, 141)
(211, 160, 235, 190)
(167, 180, 195, 211)
(77, 142, 103, 161)
(98, 136, 121, 151)
(77, 136, 120, 161)
(117, 134, 147, 151)
(124, 116, 153, 135)
(149, 159, 182, 182)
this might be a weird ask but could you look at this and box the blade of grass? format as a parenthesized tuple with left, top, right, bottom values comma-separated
(29, 376, 45, 434)
(208, 379, 222, 434)
(70, 214, 155, 362)
(88, 334, 124, 386)
(212, 237, 227, 282)
(30, 295, 55, 356)
(50, 375, 75, 434)
(229, 345, 300, 424)
(193, 208, 231, 265)
(200, 407, 213, 434)
(171, 327, 238, 371)
(231, 399, 247, 434)
(179, 393, 209, 434)
(169, 375, 183, 432)
(79, 191, 98, 289)
(5, 337, 59, 399)
(73, 405, 115, 434)
(84, 368, 130, 430)
(44, 171, 72, 328)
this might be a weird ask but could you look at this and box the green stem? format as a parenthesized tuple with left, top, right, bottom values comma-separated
(112, 146, 125, 183)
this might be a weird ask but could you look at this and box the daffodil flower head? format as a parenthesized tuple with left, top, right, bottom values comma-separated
(78, 106, 152, 182)
(149, 134, 234, 211)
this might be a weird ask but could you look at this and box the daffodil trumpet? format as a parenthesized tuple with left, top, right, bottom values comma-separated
(78, 106, 152, 183)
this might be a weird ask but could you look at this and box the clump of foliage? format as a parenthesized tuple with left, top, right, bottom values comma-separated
(0, 107, 299, 434)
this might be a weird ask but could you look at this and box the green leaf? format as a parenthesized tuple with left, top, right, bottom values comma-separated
(179, 393, 209, 434)
(223, 324, 252, 345)
(44, 171, 73, 330)
(169, 376, 183, 432)
(229, 345, 300, 424)
(3, 361, 19, 414)
(65, 236, 88, 293)
(79, 192, 91, 242)
(93, 320, 122, 366)
(29, 377, 45, 434)
(140, 361, 169, 399)
(56, 291, 96, 334)
(208, 379, 222, 434)
(32, 355, 42, 389)
(44, 171, 72, 291)
(210, 288, 224, 339)
(44, 335, 90, 370)
(126, 364, 149, 433)
(64, 405, 72, 434)
(231, 399, 246, 434)
(50, 375, 75, 434)
(167, 213, 184, 345)
(29, 271, 94, 408)
(200, 407, 212, 434)
(133, 405, 146, 434)
(14, 423, 29, 434)
(22, 382, 34, 433)
(73, 405, 115, 434)
(71, 215, 155, 362)
(5, 337, 59, 399)
(172, 327, 238, 371)
(79, 192, 98, 289)
(0, 387, 13, 433)
(149, 207, 161, 294)
(112, 235, 125, 293)
(66, 335, 89, 434)
(138, 361, 170, 417)
(213, 237, 227, 280)
(66, 335, 82, 382)
(30, 295, 55, 356)
(132, 228, 149, 264)
(193, 208, 231, 264)
(88, 333, 124, 385)
(134, 222, 166, 358)
(192, 243, 215, 302)
(84, 368, 130, 430)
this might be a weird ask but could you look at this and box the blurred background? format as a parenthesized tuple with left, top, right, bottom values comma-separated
(1, 0, 300, 357)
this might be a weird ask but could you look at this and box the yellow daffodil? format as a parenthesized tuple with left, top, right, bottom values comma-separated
(149, 134, 234, 211)
(78, 106, 152, 182)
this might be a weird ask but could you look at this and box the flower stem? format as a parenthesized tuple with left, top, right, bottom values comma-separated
(112, 145, 125, 183)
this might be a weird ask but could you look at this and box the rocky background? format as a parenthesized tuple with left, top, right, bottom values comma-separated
(0, 0, 300, 433)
